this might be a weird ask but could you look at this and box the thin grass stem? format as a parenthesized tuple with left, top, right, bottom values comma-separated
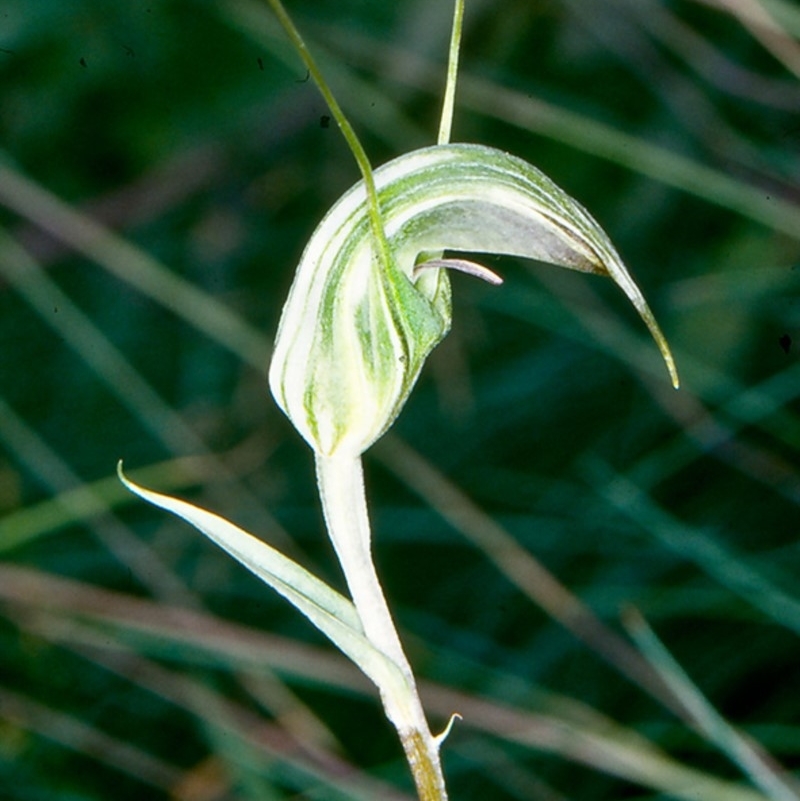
(623, 608, 800, 801)
(438, 0, 465, 146)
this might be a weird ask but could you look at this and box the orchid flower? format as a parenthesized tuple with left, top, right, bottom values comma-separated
(120, 1, 676, 798)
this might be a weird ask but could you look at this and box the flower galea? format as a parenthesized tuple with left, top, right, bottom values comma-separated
(269, 142, 678, 460)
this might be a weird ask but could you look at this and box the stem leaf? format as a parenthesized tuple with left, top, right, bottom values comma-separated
(117, 463, 409, 692)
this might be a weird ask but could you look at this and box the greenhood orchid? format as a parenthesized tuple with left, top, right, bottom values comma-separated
(120, 1, 677, 798)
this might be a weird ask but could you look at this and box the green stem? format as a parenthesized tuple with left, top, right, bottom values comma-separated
(438, 0, 465, 146)
(315, 455, 448, 801)
(261, 0, 393, 274)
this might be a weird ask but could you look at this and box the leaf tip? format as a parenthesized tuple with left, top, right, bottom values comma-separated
(653, 325, 680, 390)
(636, 300, 679, 389)
(116, 460, 140, 495)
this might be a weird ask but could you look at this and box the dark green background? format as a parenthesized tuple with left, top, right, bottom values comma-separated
(2, 0, 800, 798)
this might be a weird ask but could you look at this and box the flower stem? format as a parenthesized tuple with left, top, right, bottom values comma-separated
(315, 455, 448, 801)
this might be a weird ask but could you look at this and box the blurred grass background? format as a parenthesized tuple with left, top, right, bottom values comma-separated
(2, 0, 800, 798)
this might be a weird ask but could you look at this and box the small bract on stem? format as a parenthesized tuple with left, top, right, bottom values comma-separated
(120, 0, 677, 799)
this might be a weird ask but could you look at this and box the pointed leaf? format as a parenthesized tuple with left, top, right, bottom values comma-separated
(117, 464, 410, 693)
